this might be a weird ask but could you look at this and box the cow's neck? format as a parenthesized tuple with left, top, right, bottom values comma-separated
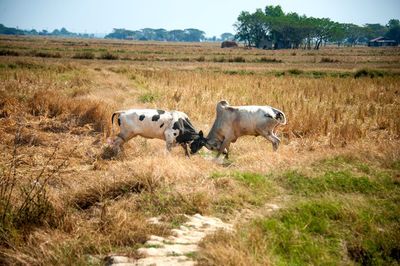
(206, 119, 224, 146)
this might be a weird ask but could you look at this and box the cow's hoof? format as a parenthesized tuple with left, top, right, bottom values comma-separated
(272, 142, 280, 151)
(101, 145, 120, 160)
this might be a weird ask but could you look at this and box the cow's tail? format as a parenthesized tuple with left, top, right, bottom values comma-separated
(111, 111, 123, 136)
(216, 100, 230, 113)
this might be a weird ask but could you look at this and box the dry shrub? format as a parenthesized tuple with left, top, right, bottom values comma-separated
(98, 52, 118, 60)
(320, 57, 339, 63)
(70, 175, 154, 210)
(0, 141, 71, 248)
(31, 51, 62, 58)
(99, 206, 167, 246)
(29, 90, 111, 133)
(39, 119, 69, 133)
(72, 51, 95, 59)
(137, 189, 210, 218)
(13, 128, 45, 146)
(0, 96, 23, 118)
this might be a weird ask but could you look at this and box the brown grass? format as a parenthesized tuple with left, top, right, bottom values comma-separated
(0, 35, 399, 264)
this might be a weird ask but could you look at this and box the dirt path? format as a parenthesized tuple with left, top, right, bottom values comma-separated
(104, 196, 287, 266)
(105, 214, 233, 266)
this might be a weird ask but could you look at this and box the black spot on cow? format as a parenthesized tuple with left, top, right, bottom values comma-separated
(173, 132, 177, 136)
(152, 114, 160, 121)
(118, 117, 121, 126)
(265, 113, 273, 119)
(157, 109, 165, 114)
(160, 123, 164, 128)
(172, 121, 180, 131)
(139, 115, 145, 121)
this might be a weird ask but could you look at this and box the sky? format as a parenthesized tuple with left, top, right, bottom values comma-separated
(0, 0, 399, 37)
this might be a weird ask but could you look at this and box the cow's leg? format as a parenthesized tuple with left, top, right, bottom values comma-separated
(164, 129, 176, 153)
(260, 130, 280, 151)
(112, 134, 125, 147)
(111, 133, 129, 149)
(181, 143, 190, 157)
(217, 139, 231, 158)
(222, 147, 229, 159)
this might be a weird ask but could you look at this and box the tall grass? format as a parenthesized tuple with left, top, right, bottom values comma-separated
(0, 133, 73, 247)
(29, 90, 111, 133)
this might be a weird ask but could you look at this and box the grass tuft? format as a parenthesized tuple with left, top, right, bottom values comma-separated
(354, 68, 385, 78)
(98, 52, 118, 60)
(72, 51, 95, 59)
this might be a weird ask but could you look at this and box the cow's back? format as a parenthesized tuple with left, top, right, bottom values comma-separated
(120, 109, 173, 140)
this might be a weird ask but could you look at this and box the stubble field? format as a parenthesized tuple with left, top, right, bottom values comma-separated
(0, 36, 399, 265)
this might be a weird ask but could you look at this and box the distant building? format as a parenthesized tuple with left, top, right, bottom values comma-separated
(368, 37, 398, 47)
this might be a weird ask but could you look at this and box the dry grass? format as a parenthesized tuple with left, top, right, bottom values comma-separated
(0, 35, 399, 264)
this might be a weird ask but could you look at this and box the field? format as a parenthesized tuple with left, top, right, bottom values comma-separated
(0, 35, 399, 265)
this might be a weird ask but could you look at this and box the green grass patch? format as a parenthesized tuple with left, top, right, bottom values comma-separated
(251, 196, 400, 265)
(287, 69, 303, 75)
(222, 70, 255, 75)
(233, 172, 267, 188)
(280, 170, 381, 195)
(255, 200, 343, 265)
(201, 159, 400, 265)
(354, 68, 386, 78)
(0, 49, 20, 56)
(211, 172, 278, 214)
(185, 251, 198, 259)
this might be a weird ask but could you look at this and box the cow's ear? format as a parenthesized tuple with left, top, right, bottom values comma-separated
(199, 130, 203, 137)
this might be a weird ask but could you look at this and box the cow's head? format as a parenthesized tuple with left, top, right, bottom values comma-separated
(190, 131, 207, 154)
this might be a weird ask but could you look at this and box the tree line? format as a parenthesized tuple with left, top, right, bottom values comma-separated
(105, 28, 235, 42)
(0, 24, 95, 38)
(105, 28, 206, 42)
(0, 24, 235, 42)
(234, 5, 400, 49)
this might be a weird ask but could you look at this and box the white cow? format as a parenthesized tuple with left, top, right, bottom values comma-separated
(110, 109, 203, 156)
(190, 100, 286, 158)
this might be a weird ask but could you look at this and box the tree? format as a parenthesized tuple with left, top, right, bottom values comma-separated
(385, 19, 400, 42)
(309, 18, 339, 49)
(234, 11, 253, 46)
(141, 28, 156, 40)
(329, 23, 346, 46)
(264, 5, 284, 17)
(234, 9, 269, 47)
(168, 30, 185, 41)
(183, 28, 205, 42)
(364, 23, 387, 40)
(220, 32, 234, 41)
(343, 24, 364, 46)
(154, 28, 168, 41)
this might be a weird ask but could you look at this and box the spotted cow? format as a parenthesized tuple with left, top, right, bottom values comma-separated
(190, 100, 286, 158)
(110, 109, 203, 156)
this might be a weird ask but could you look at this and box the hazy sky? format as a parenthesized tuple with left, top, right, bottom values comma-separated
(0, 0, 399, 37)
